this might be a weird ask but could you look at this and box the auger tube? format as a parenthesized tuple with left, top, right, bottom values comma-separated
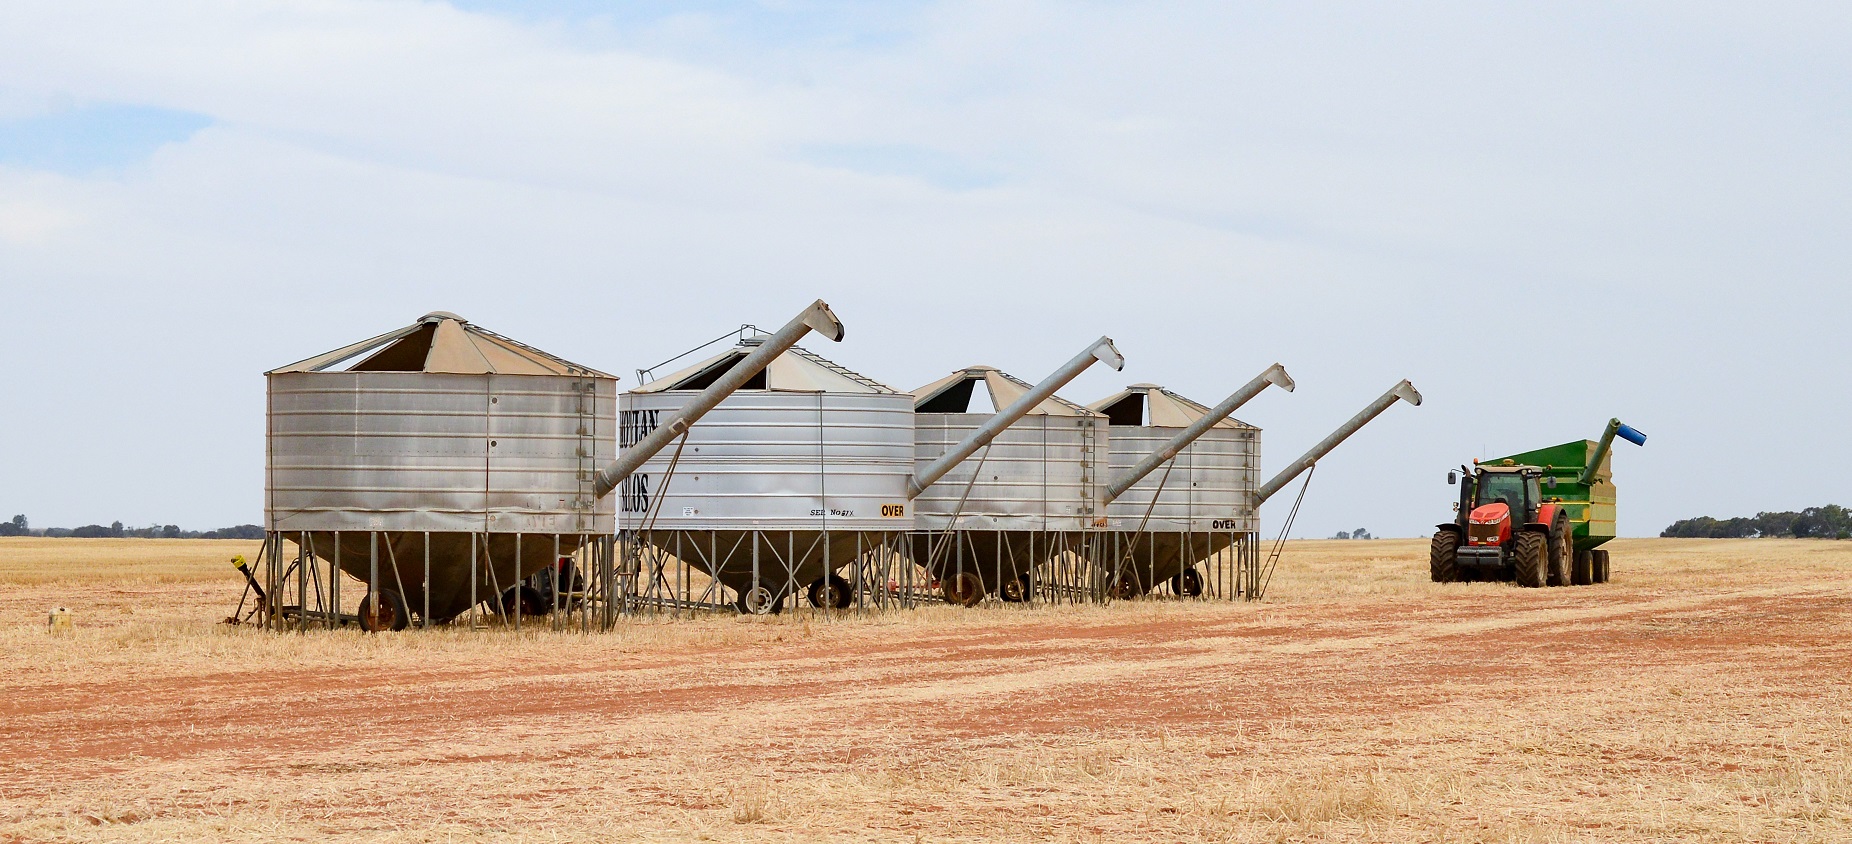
(1103, 363, 1295, 503)
(1253, 379, 1422, 506)
(1578, 418, 1647, 486)
(907, 336, 1125, 499)
(592, 299, 845, 499)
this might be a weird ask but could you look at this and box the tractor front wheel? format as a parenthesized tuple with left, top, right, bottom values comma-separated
(1430, 531, 1460, 583)
(1513, 532, 1548, 588)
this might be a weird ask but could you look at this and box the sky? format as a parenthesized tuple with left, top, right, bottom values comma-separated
(1, 1, 1847, 538)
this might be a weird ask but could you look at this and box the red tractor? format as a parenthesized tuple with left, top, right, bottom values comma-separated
(1436, 461, 1574, 587)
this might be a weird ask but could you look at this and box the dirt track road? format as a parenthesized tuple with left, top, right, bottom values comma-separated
(2, 537, 1849, 842)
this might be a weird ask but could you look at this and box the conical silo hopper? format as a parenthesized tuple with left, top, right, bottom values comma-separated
(908, 337, 1125, 606)
(617, 337, 914, 614)
(265, 312, 619, 628)
(1090, 364, 1293, 598)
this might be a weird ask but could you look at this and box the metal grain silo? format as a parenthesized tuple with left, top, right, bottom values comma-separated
(263, 312, 617, 629)
(908, 340, 1124, 606)
(618, 336, 916, 614)
(1089, 367, 1290, 599)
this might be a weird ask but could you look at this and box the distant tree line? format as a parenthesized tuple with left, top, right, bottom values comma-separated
(1333, 528, 1374, 540)
(1661, 505, 1851, 539)
(0, 515, 264, 540)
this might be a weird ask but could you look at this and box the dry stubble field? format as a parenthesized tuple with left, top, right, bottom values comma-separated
(1, 536, 1849, 843)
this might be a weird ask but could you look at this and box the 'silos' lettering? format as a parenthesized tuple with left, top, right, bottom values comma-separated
(621, 474, 651, 514)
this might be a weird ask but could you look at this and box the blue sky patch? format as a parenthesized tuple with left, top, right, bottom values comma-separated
(0, 104, 213, 175)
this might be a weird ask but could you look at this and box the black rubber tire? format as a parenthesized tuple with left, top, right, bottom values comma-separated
(942, 571, 985, 607)
(735, 584, 786, 615)
(1547, 516, 1572, 587)
(1513, 531, 1547, 588)
(806, 574, 853, 609)
(1111, 572, 1147, 600)
(359, 589, 410, 632)
(1593, 549, 1611, 583)
(499, 585, 547, 619)
(1169, 568, 1205, 598)
(998, 576, 1030, 603)
(1571, 548, 1593, 585)
(1430, 531, 1460, 583)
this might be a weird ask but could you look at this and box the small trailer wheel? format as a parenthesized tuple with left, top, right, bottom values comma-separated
(1593, 549, 1611, 583)
(806, 574, 853, 609)
(499, 585, 547, 618)
(1169, 568, 1205, 598)
(942, 571, 985, 607)
(359, 589, 410, 632)
(998, 576, 1030, 603)
(738, 585, 783, 615)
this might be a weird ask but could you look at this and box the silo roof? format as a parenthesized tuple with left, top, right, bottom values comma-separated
(913, 367, 1101, 417)
(267, 312, 613, 378)
(631, 341, 897, 394)
(1088, 383, 1256, 429)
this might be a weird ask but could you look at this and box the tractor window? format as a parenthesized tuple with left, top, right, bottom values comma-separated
(1476, 474, 1526, 510)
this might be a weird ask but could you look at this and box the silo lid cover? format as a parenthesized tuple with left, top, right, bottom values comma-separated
(630, 343, 896, 394)
(267, 313, 613, 377)
(1087, 384, 1256, 429)
(913, 367, 1101, 417)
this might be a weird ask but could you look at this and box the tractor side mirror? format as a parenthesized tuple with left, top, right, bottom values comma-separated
(1447, 471, 1457, 485)
(1545, 476, 1556, 489)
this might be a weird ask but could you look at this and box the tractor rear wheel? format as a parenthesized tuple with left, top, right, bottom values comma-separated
(1429, 531, 1460, 583)
(1513, 532, 1547, 588)
(1547, 517, 1572, 587)
(1593, 549, 1611, 583)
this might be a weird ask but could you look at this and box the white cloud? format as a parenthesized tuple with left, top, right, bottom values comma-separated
(0, 197, 77, 244)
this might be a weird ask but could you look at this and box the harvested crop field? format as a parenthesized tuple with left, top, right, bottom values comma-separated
(2, 537, 1849, 842)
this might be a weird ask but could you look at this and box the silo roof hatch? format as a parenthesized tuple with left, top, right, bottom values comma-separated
(267, 313, 611, 377)
(1088, 384, 1255, 429)
(631, 343, 896, 394)
(913, 366, 1101, 417)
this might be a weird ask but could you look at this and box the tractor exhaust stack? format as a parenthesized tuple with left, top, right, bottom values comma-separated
(1253, 379, 1422, 506)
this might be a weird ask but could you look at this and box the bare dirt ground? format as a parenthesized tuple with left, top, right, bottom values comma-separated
(1, 537, 1849, 842)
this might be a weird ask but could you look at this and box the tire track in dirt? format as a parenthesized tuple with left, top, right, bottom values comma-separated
(4, 580, 1843, 777)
